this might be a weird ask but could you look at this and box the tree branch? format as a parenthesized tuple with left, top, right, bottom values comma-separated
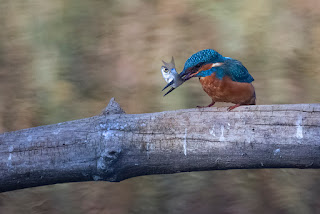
(0, 98, 320, 192)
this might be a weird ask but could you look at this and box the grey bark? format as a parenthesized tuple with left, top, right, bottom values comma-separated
(0, 98, 320, 192)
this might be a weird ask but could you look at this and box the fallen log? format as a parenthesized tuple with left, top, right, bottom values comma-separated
(0, 98, 319, 192)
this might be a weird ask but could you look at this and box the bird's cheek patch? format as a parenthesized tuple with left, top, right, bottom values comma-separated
(211, 62, 224, 68)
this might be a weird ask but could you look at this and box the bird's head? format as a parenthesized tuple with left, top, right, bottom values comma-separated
(179, 49, 225, 81)
(161, 49, 226, 96)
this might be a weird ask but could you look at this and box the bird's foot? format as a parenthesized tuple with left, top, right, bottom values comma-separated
(197, 101, 215, 108)
(227, 104, 241, 111)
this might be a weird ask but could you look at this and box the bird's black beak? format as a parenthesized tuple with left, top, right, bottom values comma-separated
(179, 70, 194, 82)
(162, 70, 193, 97)
(162, 80, 176, 97)
(163, 87, 176, 96)
(162, 80, 174, 91)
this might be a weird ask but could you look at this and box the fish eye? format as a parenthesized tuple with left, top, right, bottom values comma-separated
(161, 66, 169, 73)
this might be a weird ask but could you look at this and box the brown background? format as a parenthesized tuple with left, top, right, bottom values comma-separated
(0, 0, 320, 213)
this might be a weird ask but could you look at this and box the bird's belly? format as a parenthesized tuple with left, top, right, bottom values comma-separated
(199, 74, 255, 104)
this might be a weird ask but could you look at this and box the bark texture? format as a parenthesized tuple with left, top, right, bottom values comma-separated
(0, 98, 320, 192)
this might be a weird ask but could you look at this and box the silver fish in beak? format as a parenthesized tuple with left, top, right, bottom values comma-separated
(161, 57, 183, 96)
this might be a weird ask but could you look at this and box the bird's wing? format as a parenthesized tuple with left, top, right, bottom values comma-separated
(214, 59, 254, 83)
(196, 59, 254, 83)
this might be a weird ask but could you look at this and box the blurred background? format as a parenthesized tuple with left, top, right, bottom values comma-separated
(0, 0, 320, 213)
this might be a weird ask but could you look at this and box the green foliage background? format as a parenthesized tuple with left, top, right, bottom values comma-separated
(0, 0, 320, 213)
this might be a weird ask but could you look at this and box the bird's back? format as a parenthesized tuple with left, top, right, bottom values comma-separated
(214, 59, 254, 83)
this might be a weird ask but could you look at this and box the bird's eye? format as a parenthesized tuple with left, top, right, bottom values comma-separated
(161, 66, 169, 73)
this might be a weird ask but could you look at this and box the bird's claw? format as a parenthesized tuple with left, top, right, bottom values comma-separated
(227, 104, 241, 111)
(197, 101, 215, 108)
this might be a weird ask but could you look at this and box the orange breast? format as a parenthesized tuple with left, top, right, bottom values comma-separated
(199, 73, 256, 105)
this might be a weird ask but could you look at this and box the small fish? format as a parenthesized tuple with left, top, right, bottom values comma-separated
(161, 57, 183, 96)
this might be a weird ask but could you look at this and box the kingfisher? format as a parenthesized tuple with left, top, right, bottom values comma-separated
(162, 49, 256, 111)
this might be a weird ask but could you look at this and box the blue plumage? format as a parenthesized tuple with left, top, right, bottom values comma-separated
(196, 59, 254, 83)
(182, 49, 253, 83)
(182, 49, 225, 72)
